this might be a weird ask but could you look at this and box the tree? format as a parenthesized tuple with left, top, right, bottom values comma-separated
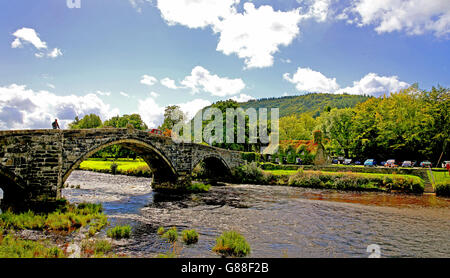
(159, 105, 185, 131)
(103, 114, 148, 130)
(320, 108, 355, 158)
(68, 114, 102, 129)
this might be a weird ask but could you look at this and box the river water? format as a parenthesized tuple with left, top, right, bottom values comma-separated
(64, 170, 450, 258)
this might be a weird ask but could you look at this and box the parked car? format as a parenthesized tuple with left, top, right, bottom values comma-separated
(364, 159, 377, 167)
(420, 161, 432, 167)
(331, 159, 339, 164)
(354, 161, 362, 165)
(343, 159, 352, 165)
(442, 161, 450, 168)
(379, 161, 386, 166)
(148, 128, 163, 135)
(401, 161, 413, 167)
(385, 159, 398, 167)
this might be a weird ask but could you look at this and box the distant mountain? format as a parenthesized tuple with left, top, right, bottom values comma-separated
(239, 93, 370, 118)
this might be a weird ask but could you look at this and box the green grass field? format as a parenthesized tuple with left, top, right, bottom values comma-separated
(79, 159, 148, 172)
(265, 169, 425, 183)
(428, 170, 450, 184)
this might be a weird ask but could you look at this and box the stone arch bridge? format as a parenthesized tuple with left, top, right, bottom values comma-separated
(0, 128, 243, 210)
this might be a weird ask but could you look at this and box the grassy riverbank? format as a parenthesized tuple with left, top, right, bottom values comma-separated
(0, 201, 120, 258)
(77, 159, 450, 194)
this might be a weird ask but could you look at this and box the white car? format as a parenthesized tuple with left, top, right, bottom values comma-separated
(442, 161, 450, 168)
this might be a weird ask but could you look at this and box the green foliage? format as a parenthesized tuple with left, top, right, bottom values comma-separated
(232, 162, 265, 184)
(181, 229, 199, 245)
(279, 113, 318, 140)
(157, 227, 165, 235)
(186, 183, 211, 192)
(435, 181, 450, 197)
(68, 114, 102, 129)
(159, 105, 185, 131)
(0, 234, 66, 258)
(107, 225, 131, 239)
(94, 240, 112, 254)
(241, 152, 261, 163)
(110, 162, 118, 175)
(212, 231, 251, 258)
(287, 170, 424, 193)
(162, 227, 178, 243)
(0, 202, 107, 234)
(240, 93, 369, 118)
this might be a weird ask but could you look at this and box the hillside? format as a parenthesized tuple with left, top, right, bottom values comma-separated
(239, 93, 370, 117)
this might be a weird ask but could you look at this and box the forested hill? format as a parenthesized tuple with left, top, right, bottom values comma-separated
(239, 93, 370, 117)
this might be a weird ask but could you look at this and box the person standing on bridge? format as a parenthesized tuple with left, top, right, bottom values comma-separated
(52, 119, 60, 129)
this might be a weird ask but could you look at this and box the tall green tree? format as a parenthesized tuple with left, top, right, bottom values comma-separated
(68, 114, 102, 129)
(320, 108, 355, 158)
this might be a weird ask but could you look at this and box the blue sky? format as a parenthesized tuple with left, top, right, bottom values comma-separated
(0, 0, 449, 129)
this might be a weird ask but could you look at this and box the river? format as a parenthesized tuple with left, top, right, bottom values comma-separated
(63, 170, 450, 258)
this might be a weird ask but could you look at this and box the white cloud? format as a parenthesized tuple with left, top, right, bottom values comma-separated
(230, 93, 255, 102)
(283, 67, 339, 93)
(297, 0, 333, 22)
(343, 0, 450, 37)
(284, 67, 409, 96)
(335, 73, 410, 97)
(214, 3, 303, 69)
(160, 77, 178, 89)
(95, 90, 111, 96)
(11, 27, 64, 58)
(178, 98, 211, 120)
(120, 91, 130, 97)
(11, 38, 22, 48)
(140, 75, 158, 86)
(156, 1, 335, 68)
(157, 0, 239, 29)
(138, 97, 165, 128)
(47, 48, 63, 58)
(150, 91, 160, 98)
(181, 66, 245, 97)
(0, 84, 119, 130)
(11, 28, 47, 50)
(137, 96, 210, 128)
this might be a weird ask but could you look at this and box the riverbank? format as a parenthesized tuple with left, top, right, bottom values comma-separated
(76, 159, 442, 195)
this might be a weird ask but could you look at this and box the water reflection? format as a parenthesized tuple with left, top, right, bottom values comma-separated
(64, 171, 450, 258)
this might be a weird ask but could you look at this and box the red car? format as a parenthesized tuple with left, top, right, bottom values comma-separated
(148, 129, 163, 136)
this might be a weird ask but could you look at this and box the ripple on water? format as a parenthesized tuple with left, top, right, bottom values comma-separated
(63, 171, 450, 258)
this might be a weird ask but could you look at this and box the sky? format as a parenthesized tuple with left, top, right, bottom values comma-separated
(0, 0, 449, 129)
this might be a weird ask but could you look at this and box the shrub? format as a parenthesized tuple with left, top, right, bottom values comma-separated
(241, 152, 261, 163)
(94, 240, 112, 254)
(0, 234, 65, 258)
(162, 227, 178, 243)
(435, 181, 450, 197)
(181, 229, 199, 244)
(212, 231, 250, 258)
(110, 162, 118, 175)
(186, 183, 211, 193)
(232, 162, 265, 184)
(157, 226, 165, 235)
(107, 225, 131, 239)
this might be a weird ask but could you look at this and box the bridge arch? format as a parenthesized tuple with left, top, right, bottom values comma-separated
(62, 138, 178, 185)
(0, 165, 28, 209)
(192, 154, 232, 182)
